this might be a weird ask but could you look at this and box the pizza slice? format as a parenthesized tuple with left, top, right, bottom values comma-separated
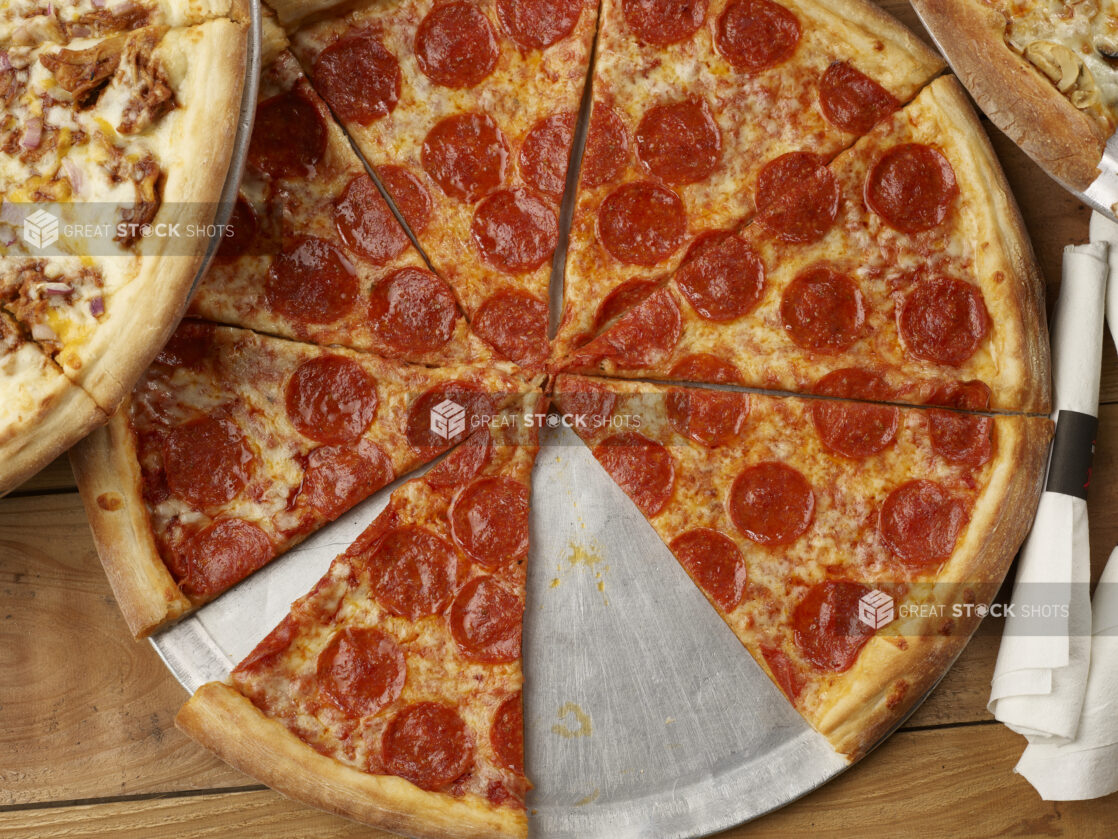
(552, 373, 1050, 756)
(561, 76, 1050, 413)
(189, 30, 493, 366)
(554, 0, 943, 355)
(0, 20, 247, 413)
(175, 390, 544, 839)
(0, 309, 105, 494)
(287, 0, 598, 367)
(913, 0, 1118, 191)
(71, 318, 536, 637)
(0, 0, 242, 46)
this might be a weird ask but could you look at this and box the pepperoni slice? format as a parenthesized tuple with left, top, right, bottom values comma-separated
(598, 181, 686, 266)
(622, 0, 706, 45)
(879, 480, 968, 570)
(667, 386, 748, 447)
(473, 291, 549, 366)
(581, 103, 629, 189)
(810, 368, 899, 459)
(592, 432, 675, 516)
(450, 575, 523, 662)
(668, 353, 743, 384)
(865, 143, 957, 234)
(178, 518, 273, 598)
(449, 476, 530, 568)
(898, 276, 989, 366)
(416, 3, 499, 88)
(555, 376, 617, 431)
(519, 112, 575, 198)
(780, 265, 865, 353)
(163, 415, 254, 508)
(422, 113, 510, 202)
(635, 99, 721, 185)
(471, 188, 559, 273)
(299, 441, 394, 520)
(926, 381, 994, 466)
(247, 87, 327, 179)
(366, 526, 461, 619)
(285, 356, 378, 445)
(265, 236, 358, 325)
(491, 693, 524, 774)
(576, 287, 681, 369)
(425, 430, 492, 489)
(369, 267, 459, 355)
(591, 279, 658, 335)
(819, 62, 899, 134)
(406, 382, 496, 454)
(155, 319, 214, 369)
(313, 32, 400, 125)
(378, 166, 432, 235)
(728, 462, 814, 545)
(669, 528, 748, 611)
(761, 644, 805, 701)
(498, 0, 582, 49)
(215, 195, 256, 264)
(715, 0, 801, 72)
(793, 581, 875, 672)
(333, 175, 410, 266)
(382, 703, 473, 790)
(316, 627, 405, 717)
(674, 230, 764, 321)
(755, 152, 840, 243)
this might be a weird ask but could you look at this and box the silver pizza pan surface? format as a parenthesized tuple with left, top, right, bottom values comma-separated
(152, 423, 861, 838)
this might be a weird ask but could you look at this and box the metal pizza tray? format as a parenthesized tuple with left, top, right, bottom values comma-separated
(152, 422, 956, 839)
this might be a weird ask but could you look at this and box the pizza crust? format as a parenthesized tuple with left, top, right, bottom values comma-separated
(920, 75, 1052, 415)
(912, 0, 1107, 192)
(69, 407, 191, 637)
(176, 682, 529, 839)
(811, 414, 1052, 758)
(66, 19, 248, 413)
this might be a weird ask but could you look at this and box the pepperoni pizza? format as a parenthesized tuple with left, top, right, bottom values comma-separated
(59, 0, 1056, 836)
(553, 374, 1050, 755)
(287, 0, 597, 367)
(72, 318, 534, 636)
(562, 76, 1049, 412)
(176, 393, 542, 839)
(554, 0, 945, 355)
(189, 34, 492, 366)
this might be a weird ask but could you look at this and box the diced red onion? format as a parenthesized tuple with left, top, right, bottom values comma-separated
(62, 157, 83, 193)
(90, 296, 105, 317)
(91, 0, 105, 7)
(41, 282, 71, 296)
(21, 118, 42, 150)
(0, 53, 11, 71)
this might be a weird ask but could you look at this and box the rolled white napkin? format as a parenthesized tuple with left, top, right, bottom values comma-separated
(1015, 548, 1118, 799)
(988, 242, 1108, 743)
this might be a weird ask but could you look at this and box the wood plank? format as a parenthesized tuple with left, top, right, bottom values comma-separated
(0, 495, 244, 806)
(2, 725, 1114, 839)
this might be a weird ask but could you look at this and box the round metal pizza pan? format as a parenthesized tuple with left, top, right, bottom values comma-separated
(151, 422, 950, 838)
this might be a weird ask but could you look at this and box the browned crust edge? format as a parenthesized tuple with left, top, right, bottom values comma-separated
(70, 20, 248, 413)
(816, 0, 946, 87)
(912, 0, 1106, 192)
(814, 414, 1052, 758)
(69, 407, 190, 638)
(176, 682, 528, 839)
(924, 75, 1052, 415)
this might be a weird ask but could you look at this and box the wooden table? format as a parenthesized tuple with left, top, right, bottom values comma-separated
(4, 4, 1118, 837)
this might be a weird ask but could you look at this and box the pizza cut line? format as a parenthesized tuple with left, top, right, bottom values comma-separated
(59, 1, 1056, 838)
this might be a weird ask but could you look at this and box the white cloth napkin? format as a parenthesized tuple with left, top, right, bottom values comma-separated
(1016, 548, 1118, 799)
(987, 241, 1108, 742)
